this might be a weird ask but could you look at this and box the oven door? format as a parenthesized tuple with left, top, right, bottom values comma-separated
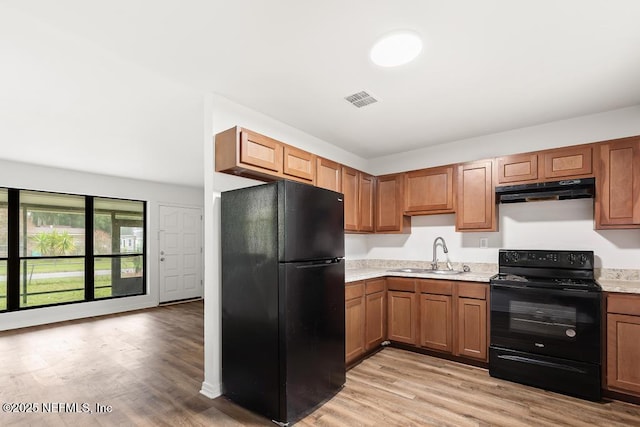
(490, 283, 601, 363)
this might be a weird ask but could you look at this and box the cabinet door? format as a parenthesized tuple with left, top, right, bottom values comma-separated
(542, 145, 592, 179)
(607, 313, 640, 395)
(375, 173, 407, 233)
(387, 291, 417, 345)
(420, 294, 452, 353)
(496, 153, 538, 184)
(359, 173, 375, 232)
(346, 294, 365, 364)
(596, 138, 640, 228)
(456, 297, 487, 361)
(341, 167, 359, 231)
(316, 157, 342, 192)
(240, 129, 283, 173)
(405, 166, 455, 213)
(456, 160, 497, 232)
(365, 291, 387, 351)
(283, 145, 315, 182)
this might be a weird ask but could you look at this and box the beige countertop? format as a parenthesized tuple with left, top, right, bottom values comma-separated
(598, 279, 640, 294)
(346, 267, 640, 294)
(345, 268, 493, 284)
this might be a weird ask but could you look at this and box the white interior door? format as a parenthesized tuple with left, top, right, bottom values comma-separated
(159, 205, 203, 303)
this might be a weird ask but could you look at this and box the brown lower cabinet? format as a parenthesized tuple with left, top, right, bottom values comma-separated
(456, 296, 487, 360)
(419, 279, 453, 352)
(345, 278, 387, 364)
(387, 278, 418, 345)
(345, 282, 365, 364)
(387, 278, 489, 362)
(346, 277, 489, 366)
(365, 278, 387, 350)
(606, 293, 640, 397)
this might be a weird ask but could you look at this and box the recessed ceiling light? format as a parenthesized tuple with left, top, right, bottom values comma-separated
(370, 30, 423, 67)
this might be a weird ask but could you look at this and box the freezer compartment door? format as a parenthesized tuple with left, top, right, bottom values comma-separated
(278, 259, 346, 424)
(279, 180, 344, 262)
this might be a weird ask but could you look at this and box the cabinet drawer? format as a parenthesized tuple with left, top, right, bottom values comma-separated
(457, 282, 486, 300)
(608, 293, 640, 316)
(387, 277, 416, 292)
(419, 279, 453, 296)
(365, 278, 386, 294)
(346, 282, 365, 300)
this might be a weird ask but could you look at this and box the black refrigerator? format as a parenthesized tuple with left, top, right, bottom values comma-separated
(221, 179, 346, 426)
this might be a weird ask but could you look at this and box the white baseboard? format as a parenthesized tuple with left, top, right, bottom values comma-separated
(200, 381, 222, 399)
(0, 296, 157, 331)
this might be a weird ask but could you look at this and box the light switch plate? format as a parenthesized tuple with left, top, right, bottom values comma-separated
(479, 238, 489, 248)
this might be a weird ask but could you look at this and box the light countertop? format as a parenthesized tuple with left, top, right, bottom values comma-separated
(346, 268, 493, 284)
(346, 267, 640, 294)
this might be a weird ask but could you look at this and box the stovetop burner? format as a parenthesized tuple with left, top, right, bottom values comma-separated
(492, 249, 601, 291)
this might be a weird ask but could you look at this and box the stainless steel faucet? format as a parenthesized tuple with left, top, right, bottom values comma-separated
(432, 237, 452, 270)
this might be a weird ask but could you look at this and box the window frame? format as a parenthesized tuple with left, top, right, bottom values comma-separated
(0, 187, 146, 312)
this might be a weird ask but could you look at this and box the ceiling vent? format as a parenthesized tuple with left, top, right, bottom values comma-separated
(344, 91, 378, 108)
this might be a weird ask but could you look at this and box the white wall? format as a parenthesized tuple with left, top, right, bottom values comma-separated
(0, 4, 205, 187)
(365, 199, 640, 269)
(355, 105, 640, 270)
(368, 105, 640, 175)
(0, 158, 203, 331)
(201, 94, 370, 398)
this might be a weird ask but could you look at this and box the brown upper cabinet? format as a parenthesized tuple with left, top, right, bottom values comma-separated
(376, 173, 410, 233)
(359, 173, 376, 232)
(342, 167, 359, 231)
(496, 145, 593, 185)
(217, 125, 640, 233)
(215, 126, 315, 183)
(542, 145, 592, 179)
(405, 165, 455, 214)
(595, 136, 640, 229)
(316, 157, 342, 192)
(342, 167, 376, 233)
(283, 145, 315, 182)
(496, 153, 538, 184)
(456, 159, 497, 232)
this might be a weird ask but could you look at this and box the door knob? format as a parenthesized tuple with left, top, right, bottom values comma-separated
(160, 257, 165, 261)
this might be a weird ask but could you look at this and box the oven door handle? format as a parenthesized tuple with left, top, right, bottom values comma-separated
(490, 283, 528, 290)
(497, 354, 588, 374)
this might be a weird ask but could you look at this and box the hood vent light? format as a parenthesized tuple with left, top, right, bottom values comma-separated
(345, 91, 378, 108)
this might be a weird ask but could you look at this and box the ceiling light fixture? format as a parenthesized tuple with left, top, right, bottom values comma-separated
(370, 30, 423, 67)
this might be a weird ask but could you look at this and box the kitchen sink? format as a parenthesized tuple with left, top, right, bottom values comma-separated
(386, 268, 433, 273)
(387, 268, 464, 275)
(428, 269, 464, 275)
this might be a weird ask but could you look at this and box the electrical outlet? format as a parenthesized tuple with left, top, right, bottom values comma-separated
(479, 238, 489, 248)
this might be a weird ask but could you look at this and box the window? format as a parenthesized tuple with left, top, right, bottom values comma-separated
(0, 188, 145, 312)
(94, 198, 145, 299)
(19, 192, 85, 308)
(0, 189, 7, 311)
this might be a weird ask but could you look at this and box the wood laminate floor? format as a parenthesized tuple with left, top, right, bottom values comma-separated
(1, 301, 639, 426)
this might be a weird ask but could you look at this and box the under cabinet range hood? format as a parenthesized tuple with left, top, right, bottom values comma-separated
(495, 178, 595, 204)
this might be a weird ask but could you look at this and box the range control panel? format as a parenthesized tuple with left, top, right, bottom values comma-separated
(498, 249, 594, 269)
